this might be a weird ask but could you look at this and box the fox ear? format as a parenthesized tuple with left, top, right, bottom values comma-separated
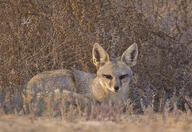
(92, 43, 109, 69)
(121, 43, 138, 67)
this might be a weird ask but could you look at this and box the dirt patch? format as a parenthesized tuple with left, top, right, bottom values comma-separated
(0, 114, 192, 132)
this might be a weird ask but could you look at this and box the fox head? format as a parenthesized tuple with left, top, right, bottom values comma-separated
(92, 43, 138, 94)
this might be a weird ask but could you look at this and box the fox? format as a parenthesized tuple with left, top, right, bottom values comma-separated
(23, 43, 138, 114)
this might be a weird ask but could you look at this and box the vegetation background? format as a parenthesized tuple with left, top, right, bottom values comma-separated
(0, 0, 192, 131)
(0, 0, 192, 117)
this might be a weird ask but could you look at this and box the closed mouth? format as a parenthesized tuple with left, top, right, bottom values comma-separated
(107, 87, 116, 93)
(115, 89, 119, 93)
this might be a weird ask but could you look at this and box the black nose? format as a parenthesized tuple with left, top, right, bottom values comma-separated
(114, 86, 119, 92)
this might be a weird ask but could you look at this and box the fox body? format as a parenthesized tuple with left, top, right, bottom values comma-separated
(24, 43, 138, 113)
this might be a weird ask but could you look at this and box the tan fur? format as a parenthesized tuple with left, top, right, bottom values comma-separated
(23, 43, 138, 113)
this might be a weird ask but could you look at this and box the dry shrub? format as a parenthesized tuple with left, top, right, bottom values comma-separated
(0, 0, 192, 115)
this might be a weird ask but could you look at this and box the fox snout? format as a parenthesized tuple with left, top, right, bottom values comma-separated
(108, 77, 121, 93)
(114, 86, 119, 92)
(107, 85, 120, 93)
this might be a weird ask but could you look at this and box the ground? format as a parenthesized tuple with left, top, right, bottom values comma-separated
(0, 113, 191, 132)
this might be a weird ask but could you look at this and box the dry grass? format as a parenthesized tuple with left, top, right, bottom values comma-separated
(0, 97, 192, 131)
(1, 0, 192, 114)
(0, 112, 192, 132)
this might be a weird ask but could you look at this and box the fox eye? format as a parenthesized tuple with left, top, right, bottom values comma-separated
(119, 74, 129, 80)
(103, 74, 113, 80)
